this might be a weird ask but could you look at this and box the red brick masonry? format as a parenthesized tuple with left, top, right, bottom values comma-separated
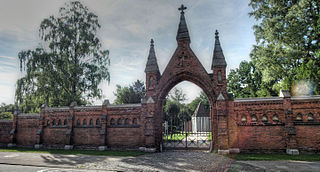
(1, 94, 319, 153)
(1, 6, 320, 153)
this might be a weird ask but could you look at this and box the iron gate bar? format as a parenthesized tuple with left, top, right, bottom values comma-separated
(162, 131, 211, 150)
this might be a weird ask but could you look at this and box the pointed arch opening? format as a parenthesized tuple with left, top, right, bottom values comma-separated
(160, 81, 214, 150)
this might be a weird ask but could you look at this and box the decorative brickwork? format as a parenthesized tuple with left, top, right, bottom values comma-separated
(1, 4, 320, 153)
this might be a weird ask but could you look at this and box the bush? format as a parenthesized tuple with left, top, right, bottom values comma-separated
(0, 112, 13, 120)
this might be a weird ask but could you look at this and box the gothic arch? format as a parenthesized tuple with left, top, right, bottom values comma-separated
(143, 4, 229, 151)
(157, 71, 215, 103)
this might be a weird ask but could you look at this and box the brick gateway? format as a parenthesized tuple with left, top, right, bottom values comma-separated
(1, 5, 320, 154)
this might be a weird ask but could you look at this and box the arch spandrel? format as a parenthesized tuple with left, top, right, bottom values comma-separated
(156, 71, 215, 104)
(156, 45, 215, 103)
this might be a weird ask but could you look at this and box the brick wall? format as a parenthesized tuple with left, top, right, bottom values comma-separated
(106, 104, 143, 148)
(1, 96, 320, 152)
(0, 103, 144, 149)
(15, 114, 40, 146)
(228, 96, 320, 153)
(0, 120, 12, 145)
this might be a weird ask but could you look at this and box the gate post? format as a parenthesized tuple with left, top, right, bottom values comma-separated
(215, 94, 229, 154)
(141, 96, 158, 149)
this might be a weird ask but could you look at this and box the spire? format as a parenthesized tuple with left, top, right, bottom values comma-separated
(145, 39, 160, 73)
(176, 4, 190, 41)
(212, 30, 227, 68)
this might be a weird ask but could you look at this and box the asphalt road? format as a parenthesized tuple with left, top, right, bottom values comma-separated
(1, 151, 320, 171)
(0, 164, 99, 172)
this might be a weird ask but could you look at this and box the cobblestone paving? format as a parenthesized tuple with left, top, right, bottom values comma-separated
(77, 150, 232, 171)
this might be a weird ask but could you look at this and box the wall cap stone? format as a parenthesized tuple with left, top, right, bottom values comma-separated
(217, 92, 225, 100)
(291, 96, 320, 100)
(280, 90, 291, 97)
(17, 113, 40, 118)
(0, 120, 13, 122)
(108, 104, 141, 108)
(234, 97, 283, 102)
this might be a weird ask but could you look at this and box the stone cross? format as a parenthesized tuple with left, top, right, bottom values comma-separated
(178, 4, 187, 14)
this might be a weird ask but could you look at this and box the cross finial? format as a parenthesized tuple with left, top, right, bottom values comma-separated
(178, 4, 187, 14)
(215, 30, 219, 39)
(150, 39, 154, 47)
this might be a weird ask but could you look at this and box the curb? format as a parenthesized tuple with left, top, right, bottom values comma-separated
(0, 162, 112, 171)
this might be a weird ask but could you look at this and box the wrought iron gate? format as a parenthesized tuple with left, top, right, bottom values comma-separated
(162, 131, 211, 150)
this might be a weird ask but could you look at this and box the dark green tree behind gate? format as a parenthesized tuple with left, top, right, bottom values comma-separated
(15, 1, 110, 113)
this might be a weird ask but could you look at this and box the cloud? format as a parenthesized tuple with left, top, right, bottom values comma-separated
(0, 0, 256, 105)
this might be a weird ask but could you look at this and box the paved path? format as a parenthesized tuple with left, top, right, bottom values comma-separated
(0, 151, 320, 171)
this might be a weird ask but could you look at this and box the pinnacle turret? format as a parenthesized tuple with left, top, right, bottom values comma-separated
(176, 4, 190, 41)
(145, 39, 160, 73)
(211, 30, 227, 68)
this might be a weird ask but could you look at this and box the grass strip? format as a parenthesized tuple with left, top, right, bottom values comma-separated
(227, 153, 320, 161)
(0, 147, 147, 157)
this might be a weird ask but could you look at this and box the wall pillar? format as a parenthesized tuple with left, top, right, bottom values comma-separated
(101, 100, 109, 146)
(9, 111, 18, 146)
(66, 102, 75, 146)
(35, 108, 45, 147)
(215, 96, 229, 154)
(141, 96, 157, 148)
(281, 90, 299, 155)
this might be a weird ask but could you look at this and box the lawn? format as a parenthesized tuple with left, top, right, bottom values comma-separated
(227, 153, 320, 161)
(0, 147, 147, 157)
(163, 132, 189, 141)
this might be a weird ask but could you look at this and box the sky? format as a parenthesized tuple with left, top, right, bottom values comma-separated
(0, 0, 256, 105)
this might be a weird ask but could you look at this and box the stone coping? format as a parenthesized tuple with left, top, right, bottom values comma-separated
(74, 106, 101, 110)
(18, 113, 40, 117)
(234, 97, 283, 102)
(42, 104, 141, 111)
(234, 95, 320, 102)
(0, 119, 13, 122)
(108, 104, 141, 108)
(291, 96, 320, 100)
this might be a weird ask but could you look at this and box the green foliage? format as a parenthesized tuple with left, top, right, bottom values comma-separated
(163, 99, 181, 132)
(0, 112, 13, 120)
(113, 80, 145, 104)
(227, 61, 278, 98)
(227, 153, 320, 161)
(163, 132, 189, 141)
(0, 103, 15, 113)
(15, 1, 110, 113)
(163, 89, 210, 132)
(187, 91, 209, 112)
(168, 88, 186, 102)
(249, 0, 320, 95)
(0, 103, 14, 120)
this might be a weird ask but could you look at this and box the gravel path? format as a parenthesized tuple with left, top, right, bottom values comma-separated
(77, 150, 232, 171)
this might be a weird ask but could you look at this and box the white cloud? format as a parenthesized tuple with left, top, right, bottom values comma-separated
(0, 0, 256, 105)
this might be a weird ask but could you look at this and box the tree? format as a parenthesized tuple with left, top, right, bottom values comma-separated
(113, 80, 145, 104)
(15, 1, 110, 113)
(249, 0, 320, 95)
(168, 88, 186, 102)
(0, 103, 15, 113)
(188, 91, 210, 112)
(0, 112, 13, 120)
(227, 60, 278, 98)
(163, 99, 180, 132)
